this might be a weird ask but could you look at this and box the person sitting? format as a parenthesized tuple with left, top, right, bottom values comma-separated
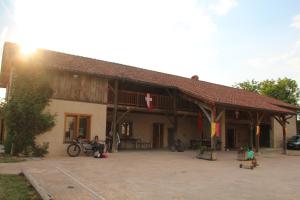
(247, 147, 258, 167)
(91, 136, 105, 158)
(247, 147, 254, 160)
(91, 136, 99, 151)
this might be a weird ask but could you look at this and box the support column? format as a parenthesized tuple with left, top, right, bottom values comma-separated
(255, 124, 260, 152)
(249, 124, 254, 149)
(255, 112, 265, 153)
(220, 111, 226, 151)
(173, 90, 178, 140)
(211, 106, 216, 150)
(111, 80, 119, 153)
(273, 115, 290, 155)
(282, 122, 287, 154)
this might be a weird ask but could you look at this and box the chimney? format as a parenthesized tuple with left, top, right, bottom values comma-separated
(191, 75, 199, 81)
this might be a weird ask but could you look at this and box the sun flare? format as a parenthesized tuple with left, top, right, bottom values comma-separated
(20, 43, 37, 55)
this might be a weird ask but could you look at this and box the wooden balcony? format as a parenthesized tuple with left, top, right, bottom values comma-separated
(108, 90, 172, 110)
(108, 90, 197, 112)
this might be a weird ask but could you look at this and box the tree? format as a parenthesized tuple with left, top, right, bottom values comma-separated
(234, 77, 300, 105)
(234, 79, 260, 93)
(260, 78, 299, 105)
(0, 64, 55, 155)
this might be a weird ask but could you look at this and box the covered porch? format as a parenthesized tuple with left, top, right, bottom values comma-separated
(106, 79, 297, 156)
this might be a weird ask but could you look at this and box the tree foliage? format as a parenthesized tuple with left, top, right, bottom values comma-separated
(0, 64, 55, 155)
(234, 77, 300, 105)
(233, 79, 260, 93)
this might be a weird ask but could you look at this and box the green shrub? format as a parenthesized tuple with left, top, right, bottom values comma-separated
(0, 65, 55, 155)
(4, 132, 13, 154)
(32, 142, 49, 157)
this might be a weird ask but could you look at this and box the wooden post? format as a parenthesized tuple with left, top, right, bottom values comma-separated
(273, 115, 291, 155)
(173, 90, 177, 141)
(211, 106, 216, 150)
(255, 123, 260, 152)
(249, 124, 254, 148)
(111, 80, 119, 153)
(254, 112, 266, 152)
(282, 121, 287, 154)
(247, 111, 254, 149)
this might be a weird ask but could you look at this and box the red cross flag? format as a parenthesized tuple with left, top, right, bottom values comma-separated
(145, 93, 153, 111)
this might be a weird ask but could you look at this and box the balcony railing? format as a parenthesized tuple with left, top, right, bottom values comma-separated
(108, 90, 172, 110)
(108, 90, 197, 112)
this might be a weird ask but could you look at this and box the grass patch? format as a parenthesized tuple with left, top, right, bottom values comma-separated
(0, 154, 26, 163)
(0, 174, 41, 200)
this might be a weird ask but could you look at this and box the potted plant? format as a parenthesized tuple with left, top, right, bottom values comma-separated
(197, 145, 217, 161)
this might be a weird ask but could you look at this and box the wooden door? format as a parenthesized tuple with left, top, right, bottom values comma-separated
(168, 128, 175, 148)
(153, 123, 164, 148)
(226, 128, 235, 149)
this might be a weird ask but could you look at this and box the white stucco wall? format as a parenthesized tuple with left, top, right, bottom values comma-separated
(271, 115, 297, 148)
(36, 99, 107, 156)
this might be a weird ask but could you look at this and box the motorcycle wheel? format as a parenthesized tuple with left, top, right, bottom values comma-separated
(67, 144, 81, 157)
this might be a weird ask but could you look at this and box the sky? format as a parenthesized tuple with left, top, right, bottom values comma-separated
(0, 0, 300, 98)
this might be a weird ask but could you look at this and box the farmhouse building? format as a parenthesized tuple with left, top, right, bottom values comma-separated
(0, 42, 298, 156)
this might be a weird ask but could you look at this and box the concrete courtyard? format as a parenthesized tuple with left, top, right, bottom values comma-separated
(1, 150, 300, 200)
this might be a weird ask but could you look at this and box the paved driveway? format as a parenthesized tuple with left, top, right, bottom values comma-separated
(1, 151, 300, 200)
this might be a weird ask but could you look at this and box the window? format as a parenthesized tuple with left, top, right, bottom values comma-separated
(64, 114, 91, 143)
(120, 122, 133, 138)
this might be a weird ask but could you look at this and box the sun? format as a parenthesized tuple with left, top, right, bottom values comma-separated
(20, 43, 37, 55)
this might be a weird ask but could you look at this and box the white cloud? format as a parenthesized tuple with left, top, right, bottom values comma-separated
(209, 0, 237, 16)
(291, 14, 300, 29)
(245, 40, 300, 82)
(7, 0, 220, 79)
(244, 14, 300, 85)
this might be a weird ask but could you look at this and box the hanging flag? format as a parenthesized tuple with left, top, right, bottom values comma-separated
(256, 125, 260, 135)
(211, 122, 216, 137)
(198, 112, 203, 130)
(215, 123, 221, 137)
(145, 93, 153, 111)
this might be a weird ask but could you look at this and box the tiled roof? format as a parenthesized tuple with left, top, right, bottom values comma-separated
(1, 42, 298, 114)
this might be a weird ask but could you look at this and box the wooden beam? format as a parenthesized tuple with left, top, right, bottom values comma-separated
(215, 109, 224, 122)
(273, 115, 283, 126)
(258, 112, 265, 124)
(181, 94, 212, 110)
(163, 112, 175, 124)
(210, 106, 217, 150)
(255, 112, 265, 152)
(247, 111, 255, 149)
(107, 104, 198, 116)
(111, 80, 119, 153)
(197, 103, 212, 123)
(173, 90, 178, 140)
(165, 88, 172, 97)
(272, 114, 291, 154)
(108, 83, 115, 95)
(116, 109, 131, 124)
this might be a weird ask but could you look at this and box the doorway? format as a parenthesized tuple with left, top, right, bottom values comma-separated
(260, 124, 271, 147)
(167, 128, 175, 148)
(153, 123, 164, 149)
(226, 128, 235, 149)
